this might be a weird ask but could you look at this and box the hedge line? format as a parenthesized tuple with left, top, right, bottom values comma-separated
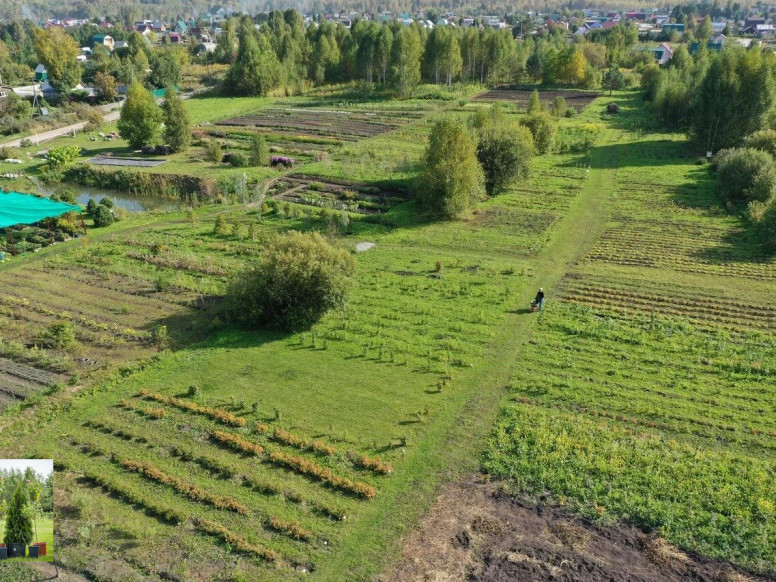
(63, 165, 219, 202)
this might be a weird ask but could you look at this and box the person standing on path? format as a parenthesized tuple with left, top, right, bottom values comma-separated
(535, 288, 545, 310)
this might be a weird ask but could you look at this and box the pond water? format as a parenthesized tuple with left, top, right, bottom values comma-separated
(38, 184, 180, 212)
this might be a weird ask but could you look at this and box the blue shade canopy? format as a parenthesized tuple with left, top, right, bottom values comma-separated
(0, 191, 81, 229)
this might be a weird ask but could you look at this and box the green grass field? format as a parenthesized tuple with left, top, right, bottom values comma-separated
(0, 88, 775, 580)
(0, 515, 53, 562)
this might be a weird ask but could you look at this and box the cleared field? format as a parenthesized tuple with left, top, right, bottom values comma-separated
(219, 108, 425, 141)
(474, 88, 602, 111)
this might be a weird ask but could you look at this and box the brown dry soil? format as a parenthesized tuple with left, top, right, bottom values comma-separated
(386, 477, 773, 582)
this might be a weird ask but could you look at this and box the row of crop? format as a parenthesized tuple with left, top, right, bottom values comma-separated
(120, 458, 251, 516)
(0, 293, 151, 341)
(268, 427, 393, 475)
(214, 429, 378, 500)
(240, 474, 347, 522)
(268, 451, 377, 500)
(212, 429, 264, 455)
(193, 517, 279, 562)
(138, 390, 246, 427)
(120, 398, 166, 419)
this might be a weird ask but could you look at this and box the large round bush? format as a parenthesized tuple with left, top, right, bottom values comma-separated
(228, 231, 355, 331)
(716, 147, 776, 203)
(743, 129, 776, 158)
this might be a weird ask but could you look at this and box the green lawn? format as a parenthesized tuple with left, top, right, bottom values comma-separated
(0, 515, 53, 562)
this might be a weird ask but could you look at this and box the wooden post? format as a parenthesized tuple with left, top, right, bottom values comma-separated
(8, 230, 16, 256)
(46, 217, 54, 245)
(80, 214, 87, 236)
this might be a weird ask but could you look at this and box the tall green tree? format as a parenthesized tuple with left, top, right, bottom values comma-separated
(149, 52, 181, 89)
(692, 47, 776, 152)
(4, 483, 32, 545)
(417, 117, 485, 217)
(215, 18, 237, 64)
(33, 27, 81, 91)
(391, 26, 422, 97)
(161, 88, 190, 153)
(117, 81, 162, 149)
(375, 26, 394, 85)
(225, 21, 283, 96)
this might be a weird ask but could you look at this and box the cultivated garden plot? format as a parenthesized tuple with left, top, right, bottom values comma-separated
(268, 176, 410, 214)
(218, 108, 425, 142)
(86, 156, 169, 168)
(474, 89, 602, 111)
(482, 96, 776, 577)
(0, 107, 608, 580)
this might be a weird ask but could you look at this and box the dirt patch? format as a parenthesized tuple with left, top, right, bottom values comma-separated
(385, 477, 771, 582)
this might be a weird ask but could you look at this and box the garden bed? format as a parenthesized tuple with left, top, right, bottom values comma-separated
(269, 177, 409, 214)
(86, 156, 169, 168)
(474, 89, 602, 111)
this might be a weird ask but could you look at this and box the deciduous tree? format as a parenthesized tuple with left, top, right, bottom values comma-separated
(117, 81, 162, 148)
(161, 88, 190, 153)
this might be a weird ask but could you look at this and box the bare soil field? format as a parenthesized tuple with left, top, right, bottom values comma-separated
(219, 108, 424, 141)
(388, 478, 771, 582)
(474, 89, 602, 111)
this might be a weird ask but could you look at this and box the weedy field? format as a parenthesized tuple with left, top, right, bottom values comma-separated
(0, 88, 598, 580)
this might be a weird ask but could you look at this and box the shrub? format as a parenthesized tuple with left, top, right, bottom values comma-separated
(249, 134, 269, 166)
(93, 205, 114, 227)
(742, 129, 776, 159)
(47, 145, 81, 166)
(271, 428, 337, 456)
(551, 96, 567, 117)
(4, 484, 32, 545)
(213, 215, 229, 235)
(476, 123, 534, 195)
(228, 152, 249, 167)
(41, 322, 76, 348)
(99, 197, 114, 209)
(750, 199, 776, 251)
(205, 140, 222, 163)
(227, 231, 355, 331)
(716, 148, 776, 204)
(519, 113, 556, 154)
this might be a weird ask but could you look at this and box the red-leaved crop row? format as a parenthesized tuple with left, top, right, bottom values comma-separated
(193, 517, 279, 562)
(211, 430, 265, 456)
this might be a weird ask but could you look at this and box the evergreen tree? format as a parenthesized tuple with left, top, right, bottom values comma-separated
(4, 483, 32, 545)
(416, 117, 485, 217)
(117, 81, 162, 149)
(161, 88, 190, 153)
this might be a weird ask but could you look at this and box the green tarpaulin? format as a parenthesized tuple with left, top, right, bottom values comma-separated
(0, 191, 81, 229)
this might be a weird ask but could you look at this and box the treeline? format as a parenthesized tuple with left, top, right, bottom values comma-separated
(643, 44, 776, 251)
(0, 468, 53, 514)
(221, 12, 646, 97)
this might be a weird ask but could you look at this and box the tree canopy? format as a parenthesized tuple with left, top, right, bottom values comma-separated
(117, 81, 162, 149)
